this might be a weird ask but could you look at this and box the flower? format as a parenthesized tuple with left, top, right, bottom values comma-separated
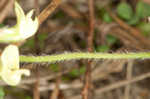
(0, 1, 39, 43)
(0, 45, 30, 86)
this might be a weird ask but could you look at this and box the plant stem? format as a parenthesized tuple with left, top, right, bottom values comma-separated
(20, 52, 150, 63)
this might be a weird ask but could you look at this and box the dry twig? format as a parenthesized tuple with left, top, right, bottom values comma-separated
(33, 0, 40, 98)
(96, 72, 150, 94)
(0, 0, 14, 23)
(82, 0, 95, 98)
(33, 69, 40, 99)
(124, 61, 133, 99)
(38, 0, 61, 26)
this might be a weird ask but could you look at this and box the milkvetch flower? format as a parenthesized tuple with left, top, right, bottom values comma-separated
(0, 1, 39, 43)
(0, 45, 30, 86)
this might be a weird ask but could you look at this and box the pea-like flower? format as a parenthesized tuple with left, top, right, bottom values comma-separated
(0, 1, 39, 43)
(0, 45, 30, 86)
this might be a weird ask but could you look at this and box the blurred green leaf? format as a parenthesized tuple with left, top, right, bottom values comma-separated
(22, 33, 47, 49)
(49, 64, 60, 72)
(79, 66, 86, 74)
(69, 69, 80, 77)
(0, 87, 5, 99)
(127, 15, 140, 25)
(25, 96, 32, 99)
(117, 2, 133, 20)
(96, 45, 109, 52)
(37, 33, 48, 49)
(38, 33, 47, 41)
(137, 22, 150, 36)
(69, 66, 85, 77)
(96, 8, 106, 18)
(62, 76, 70, 81)
(103, 12, 113, 23)
(136, 1, 150, 19)
(22, 37, 34, 49)
(0, 24, 4, 28)
(52, 11, 65, 19)
(106, 34, 117, 45)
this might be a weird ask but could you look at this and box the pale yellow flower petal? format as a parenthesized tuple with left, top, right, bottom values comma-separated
(1, 45, 19, 70)
(0, 45, 30, 86)
(20, 10, 39, 39)
(1, 69, 30, 86)
(15, 1, 39, 40)
(15, 1, 25, 24)
(26, 10, 34, 18)
(0, 1, 39, 43)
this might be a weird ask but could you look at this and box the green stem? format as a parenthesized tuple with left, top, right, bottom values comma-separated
(20, 52, 150, 63)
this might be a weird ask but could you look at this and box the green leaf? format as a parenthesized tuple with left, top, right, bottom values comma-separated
(136, 1, 150, 19)
(69, 66, 85, 77)
(69, 69, 80, 77)
(106, 34, 117, 45)
(103, 12, 113, 23)
(79, 66, 86, 74)
(137, 22, 150, 36)
(22, 37, 35, 49)
(117, 2, 133, 20)
(37, 33, 48, 49)
(25, 96, 32, 99)
(49, 64, 60, 72)
(96, 45, 110, 52)
(127, 15, 140, 25)
(0, 87, 5, 99)
(0, 24, 4, 28)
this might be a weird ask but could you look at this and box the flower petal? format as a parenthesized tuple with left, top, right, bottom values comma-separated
(26, 10, 34, 18)
(0, 28, 20, 43)
(0, 1, 39, 43)
(20, 16, 39, 39)
(1, 45, 19, 70)
(0, 45, 30, 86)
(15, 1, 25, 24)
(0, 69, 30, 86)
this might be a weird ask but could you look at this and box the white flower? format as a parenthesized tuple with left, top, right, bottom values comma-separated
(0, 45, 30, 86)
(0, 1, 39, 43)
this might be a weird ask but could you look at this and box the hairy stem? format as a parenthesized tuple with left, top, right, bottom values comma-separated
(20, 52, 150, 63)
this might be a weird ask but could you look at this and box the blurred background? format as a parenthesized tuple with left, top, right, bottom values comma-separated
(1, 0, 150, 99)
